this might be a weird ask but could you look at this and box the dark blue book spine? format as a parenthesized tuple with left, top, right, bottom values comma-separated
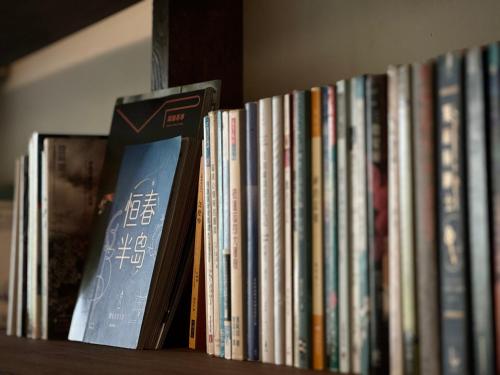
(437, 52, 470, 375)
(245, 102, 259, 360)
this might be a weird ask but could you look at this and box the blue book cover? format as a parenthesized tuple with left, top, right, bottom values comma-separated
(217, 111, 225, 357)
(245, 102, 259, 360)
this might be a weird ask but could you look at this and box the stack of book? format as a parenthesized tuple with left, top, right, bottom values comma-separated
(198, 42, 500, 374)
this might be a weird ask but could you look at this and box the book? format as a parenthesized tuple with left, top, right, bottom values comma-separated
(465, 47, 495, 375)
(7, 159, 20, 335)
(40, 137, 106, 339)
(398, 65, 418, 375)
(229, 109, 247, 360)
(283, 93, 294, 367)
(69, 82, 219, 349)
(293, 90, 311, 369)
(412, 61, 440, 375)
(272, 95, 285, 365)
(322, 85, 339, 372)
(216, 111, 225, 358)
(245, 102, 259, 361)
(437, 52, 469, 375)
(0, 199, 12, 331)
(258, 97, 274, 364)
(365, 74, 389, 375)
(336, 80, 351, 374)
(311, 87, 325, 371)
(387, 65, 404, 375)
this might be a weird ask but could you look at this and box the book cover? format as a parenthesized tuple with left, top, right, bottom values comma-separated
(387, 65, 404, 375)
(293, 90, 312, 369)
(311, 87, 325, 371)
(336, 80, 351, 374)
(437, 52, 470, 375)
(7, 159, 20, 335)
(366, 74, 389, 375)
(258, 97, 274, 363)
(245, 102, 259, 361)
(283, 93, 294, 367)
(465, 47, 494, 375)
(229, 109, 247, 360)
(216, 111, 225, 358)
(322, 85, 339, 372)
(412, 61, 440, 375)
(272, 95, 285, 365)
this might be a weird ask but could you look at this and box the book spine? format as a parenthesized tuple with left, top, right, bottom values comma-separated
(336, 80, 351, 373)
(487, 42, 500, 375)
(17, 155, 28, 337)
(437, 52, 469, 375)
(189, 159, 205, 350)
(222, 110, 232, 360)
(258, 97, 274, 363)
(272, 95, 285, 365)
(217, 111, 225, 358)
(350, 76, 369, 374)
(283, 93, 294, 367)
(412, 61, 440, 375)
(202, 118, 214, 355)
(322, 85, 339, 371)
(40, 141, 49, 340)
(387, 66, 404, 375)
(245, 102, 259, 361)
(398, 65, 418, 375)
(311, 87, 325, 370)
(466, 47, 495, 375)
(366, 75, 389, 375)
(230, 109, 246, 360)
(209, 112, 221, 357)
(293, 90, 312, 369)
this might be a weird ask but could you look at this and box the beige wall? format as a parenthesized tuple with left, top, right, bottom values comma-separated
(1, 0, 500, 186)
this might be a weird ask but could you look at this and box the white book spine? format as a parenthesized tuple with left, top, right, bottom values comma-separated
(283, 93, 294, 367)
(258, 97, 274, 363)
(272, 95, 285, 365)
(40, 142, 49, 340)
(16, 156, 26, 337)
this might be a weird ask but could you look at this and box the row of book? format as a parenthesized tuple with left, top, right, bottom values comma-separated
(197, 42, 500, 374)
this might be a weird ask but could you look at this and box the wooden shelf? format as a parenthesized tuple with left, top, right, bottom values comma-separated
(0, 333, 338, 375)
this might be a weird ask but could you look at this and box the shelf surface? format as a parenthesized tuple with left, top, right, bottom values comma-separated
(0, 333, 338, 375)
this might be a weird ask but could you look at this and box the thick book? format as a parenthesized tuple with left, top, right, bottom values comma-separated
(387, 65, 404, 375)
(272, 95, 285, 365)
(258, 97, 274, 363)
(311, 87, 325, 371)
(216, 111, 225, 358)
(366, 74, 389, 375)
(69, 81, 219, 349)
(244, 102, 259, 361)
(487, 42, 500, 375)
(349, 76, 369, 375)
(412, 61, 440, 375)
(465, 47, 494, 375)
(229, 109, 247, 360)
(293, 90, 312, 369)
(437, 52, 469, 375)
(398, 65, 418, 375)
(41, 137, 106, 339)
(336, 80, 351, 374)
(7, 159, 20, 335)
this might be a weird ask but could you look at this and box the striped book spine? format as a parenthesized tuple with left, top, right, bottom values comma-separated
(293, 90, 312, 369)
(209, 111, 221, 357)
(245, 102, 259, 361)
(322, 85, 339, 371)
(336, 80, 351, 373)
(366, 74, 389, 375)
(466, 47, 494, 375)
(487, 42, 500, 375)
(272, 95, 285, 365)
(398, 65, 418, 375)
(412, 61, 440, 375)
(222, 110, 232, 359)
(283, 93, 294, 367)
(437, 52, 469, 375)
(387, 66, 404, 375)
(311, 87, 325, 370)
(203, 118, 214, 355)
(217, 111, 225, 358)
(259, 97, 274, 363)
(230, 109, 246, 360)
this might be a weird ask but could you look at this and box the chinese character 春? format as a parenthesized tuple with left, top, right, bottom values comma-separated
(141, 189, 158, 225)
(131, 232, 147, 269)
(116, 233, 133, 269)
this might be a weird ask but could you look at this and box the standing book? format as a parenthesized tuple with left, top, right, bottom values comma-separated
(216, 111, 225, 358)
(7, 159, 20, 335)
